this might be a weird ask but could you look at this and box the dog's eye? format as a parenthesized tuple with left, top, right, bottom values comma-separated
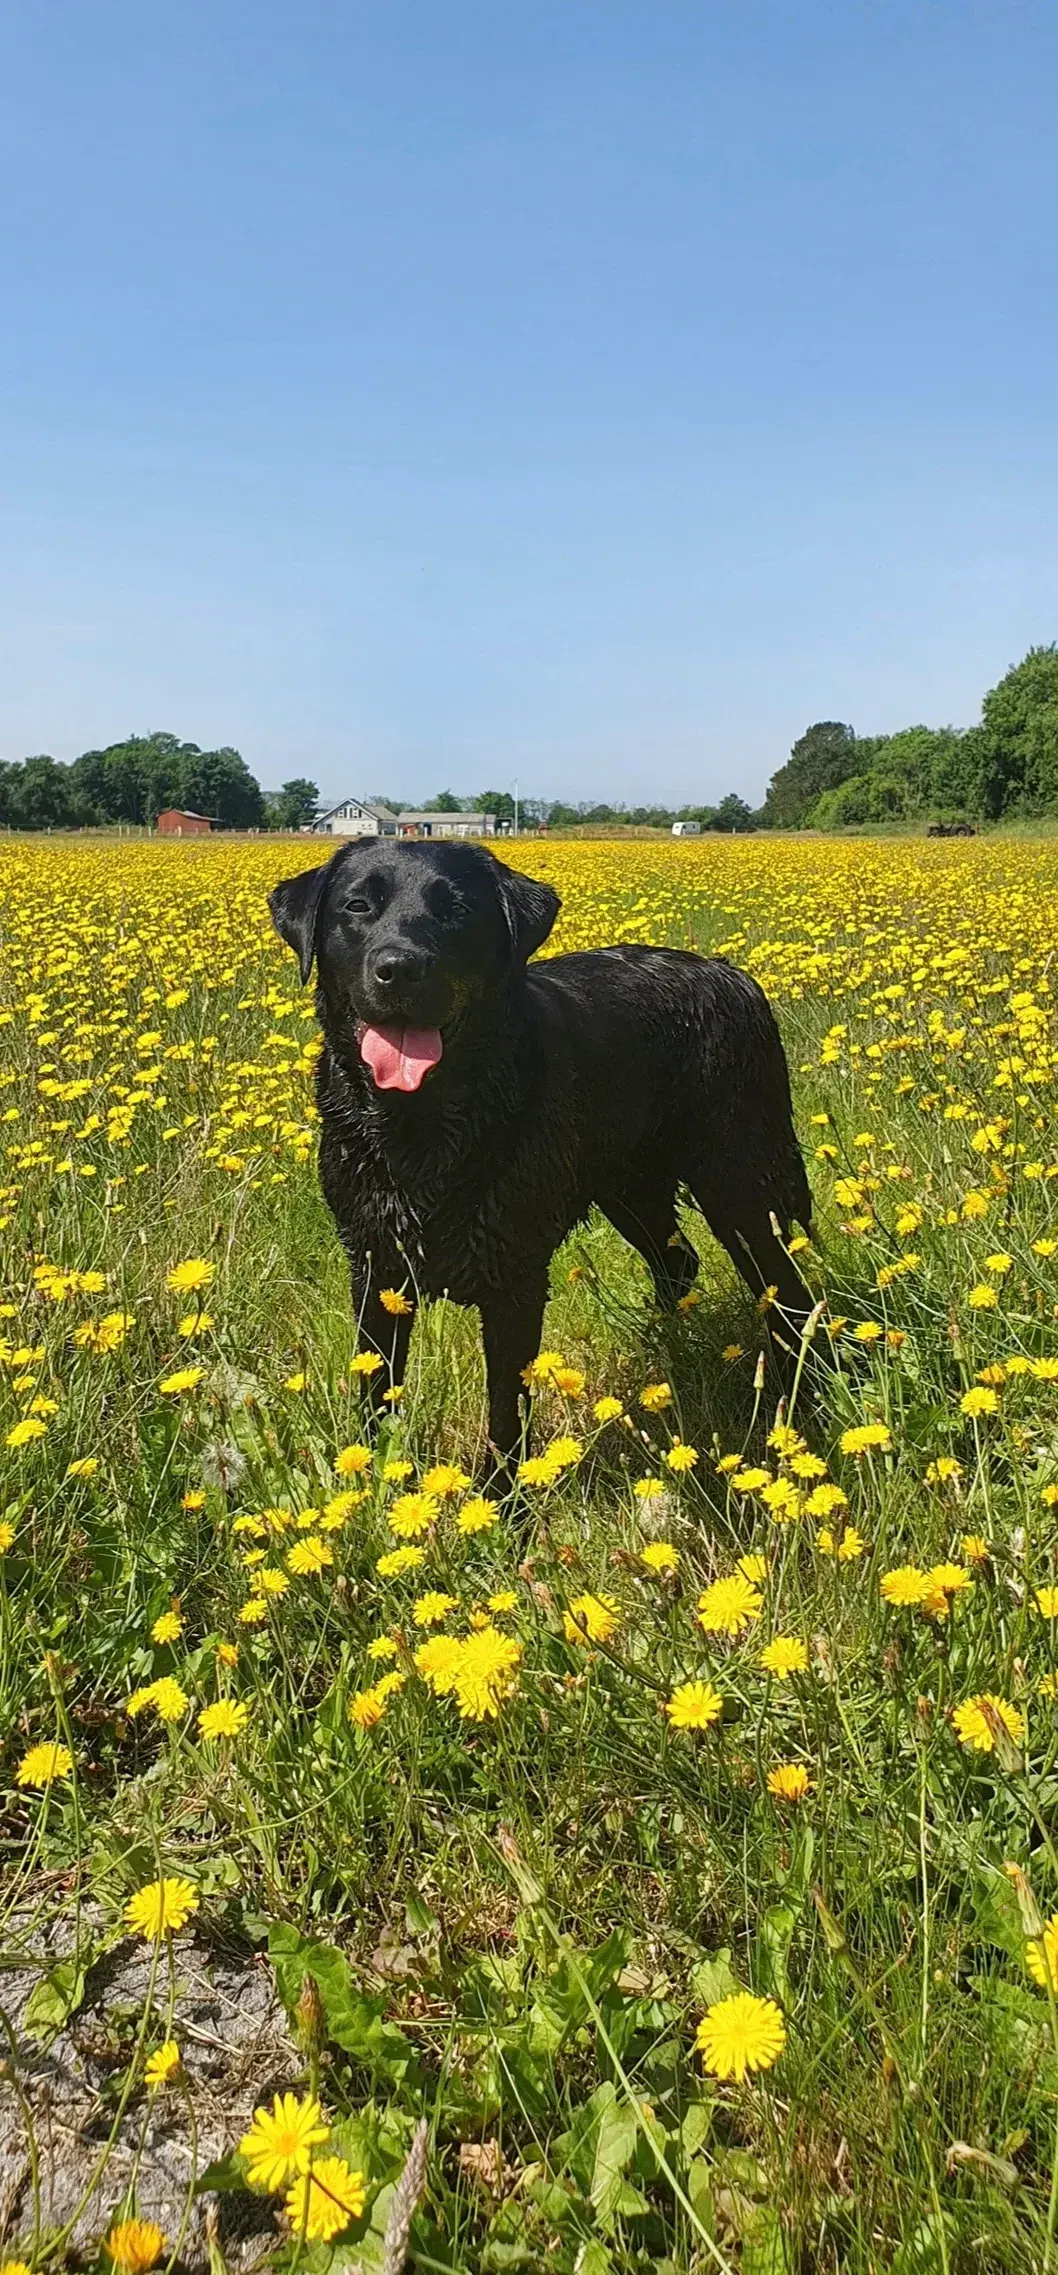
(345, 897, 374, 917)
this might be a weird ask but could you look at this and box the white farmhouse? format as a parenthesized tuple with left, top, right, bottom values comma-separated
(313, 798, 400, 837)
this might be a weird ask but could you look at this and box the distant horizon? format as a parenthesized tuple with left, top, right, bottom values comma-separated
(1, 2, 1056, 806)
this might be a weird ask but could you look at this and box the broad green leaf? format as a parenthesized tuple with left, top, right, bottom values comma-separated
(757, 1903, 796, 2006)
(742, 2204, 790, 2275)
(689, 1949, 739, 2007)
(22, 1953, 87, 2043)
(195, 2152, 249, 2196)
(589, 2083, 638, 2232)
(267, 1922, 413, 2081)
(680, 2098, 713, 2160)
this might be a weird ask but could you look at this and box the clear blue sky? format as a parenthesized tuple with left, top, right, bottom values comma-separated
(1, 2, 1055, 808)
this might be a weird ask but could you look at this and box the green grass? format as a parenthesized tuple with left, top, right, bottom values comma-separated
(4, 833, 1058, 2273)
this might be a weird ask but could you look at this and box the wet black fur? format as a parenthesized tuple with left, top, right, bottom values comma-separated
(269, 838, 815, 1467)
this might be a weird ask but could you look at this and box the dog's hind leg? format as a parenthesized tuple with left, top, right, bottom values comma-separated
(689, 1167, 817, 1370)
(601, 1183, 699, 1311)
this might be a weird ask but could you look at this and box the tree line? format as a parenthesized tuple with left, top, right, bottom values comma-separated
(0, 735, 319, 833)
(759, 644, 1058, 829)
(3, 643, 1054, 833)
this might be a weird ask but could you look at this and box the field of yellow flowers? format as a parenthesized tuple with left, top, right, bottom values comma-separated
(4, 830, 1058, 2275)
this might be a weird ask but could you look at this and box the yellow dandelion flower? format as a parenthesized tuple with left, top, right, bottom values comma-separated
(349, 1350, 384, 1377)
(389, 1492, 439, 1538)
(760, 1636, 809, 1680)
(150, 1611, 182, 1645)
(240, 2089, 330, 2190)
(105, 2218, 166, 2273)
(695, 1991, 786, 2081)
(421, 1462, 471, 1498)
(664, 1680, 724, 1731)
(880, 1566, 930, 1606)
(166, 1259, 214, 1294)
(767, 1762, 812, 1802)
(961, 1386, 998, 1417)
(564, 1592, 621, 1644)
(952, 1693, 1025, 1753)
(197, 1699, 251, 1740)
(379, 1288, 414, 1315)
(376, 1545, 426, 1577)
(697, 1574, 762, 1636)
(284, 2155, 365, 2242)
(640, 1381, 673, 1412)
(806, 1482, 847, 1516)
(737, 1553, 770, 1582)
(349, 1685, 387, 1729)
(1026, 1915, 1058, 1991)
(926, 1456, 963, 1485)
(6, 1418, 47, 1448)
(15, 1740, 73, 1788)
(124, 1876, 199, 1940)
(641, 1539, 679, 1573)
(839, 1422, 892, 1456)
(287, 1536, 333, 1576)
(412, 1591, 458, 1627)
(144, 2039, 182, 2088)
(159, 1367, 203, 1396)
(335, 1442, 372, 1475)
(456, 1496, 499, 1534)
(664, 1441, 698, 1473)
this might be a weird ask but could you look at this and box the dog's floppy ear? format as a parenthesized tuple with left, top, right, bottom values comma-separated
(268, 859, 331, 985)
(495, 859, 561, 963)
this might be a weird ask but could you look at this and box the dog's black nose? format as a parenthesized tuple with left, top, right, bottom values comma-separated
(371, 946, 428, 990)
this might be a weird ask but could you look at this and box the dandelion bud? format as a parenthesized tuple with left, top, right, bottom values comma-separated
(979, 1698, 1023, 1773)
(753, 1351, 766, 1392)
(812, 1886, 848, 1956)
(1006, 1862, 1045, 1942)
(295, 1973, 327, 2058)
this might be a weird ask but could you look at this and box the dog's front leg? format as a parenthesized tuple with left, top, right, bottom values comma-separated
(349, 1256, 415, 1425)
(480, 1274, 548, 1480)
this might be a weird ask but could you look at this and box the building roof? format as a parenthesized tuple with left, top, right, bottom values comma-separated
(397, 810, 489, 826)
(316, 796, 399, 824)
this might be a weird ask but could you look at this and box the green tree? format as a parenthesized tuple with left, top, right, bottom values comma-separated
(711, 793, 755, 833)
(978, 645, 1058, 817)
(425, 789, 464, 812)
(478, 789, 515, 823)
(177, 745, 264, 828)
(11, 756, 82, 829)
(266, 778, 319, 830)
(760, 722, 872, 828)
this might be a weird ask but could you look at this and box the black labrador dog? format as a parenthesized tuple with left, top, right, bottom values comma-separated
(269, 839, 815, 1464)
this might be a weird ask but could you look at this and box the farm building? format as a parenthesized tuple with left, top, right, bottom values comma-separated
(156, 809, 213, 837)
(313, 798, 400, 837)
(396, 811, 496, 839)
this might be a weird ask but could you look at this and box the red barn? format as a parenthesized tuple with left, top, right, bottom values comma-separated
(156, 809, 213, 837)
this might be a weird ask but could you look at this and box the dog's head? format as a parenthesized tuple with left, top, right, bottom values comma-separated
(268, 839, 560, 1093)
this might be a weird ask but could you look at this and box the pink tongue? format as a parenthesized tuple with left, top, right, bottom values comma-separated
(360, 1023, 443, 1092)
